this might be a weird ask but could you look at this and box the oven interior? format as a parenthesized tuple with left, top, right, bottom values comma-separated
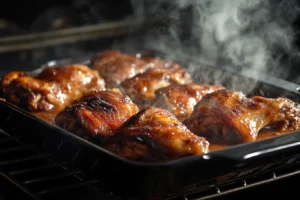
(1, 59, 300, 199)
(2, 0, 300, 199)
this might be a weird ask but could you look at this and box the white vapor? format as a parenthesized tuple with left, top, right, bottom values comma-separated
(114, 0, 300, 93)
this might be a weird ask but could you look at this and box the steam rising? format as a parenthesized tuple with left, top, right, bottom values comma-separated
(115, 0, 300, 93)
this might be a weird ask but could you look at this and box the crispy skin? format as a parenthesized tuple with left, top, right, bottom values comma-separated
(152, 83, 225, 121)
(121, 66, 192, 109)
(91, 50, 156, 88)
(104, 106, 209, 162)
(55, 89, 139, 139)
(91, 50, 188, 89)
(184, 89, 300, 145)
(0, 65, 105, 112)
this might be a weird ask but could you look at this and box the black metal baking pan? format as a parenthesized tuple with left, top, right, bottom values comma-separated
(1, 50, 300, 199)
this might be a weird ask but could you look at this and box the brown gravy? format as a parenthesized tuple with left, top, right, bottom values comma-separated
(31, 110, 60, 125)
(209, 144, 230, 152)
(257, 131, 283, 140)
(209, 130, 294, 152)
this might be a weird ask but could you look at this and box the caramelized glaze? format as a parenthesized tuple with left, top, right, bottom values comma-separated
(121, 66, 192, 109)
(2, 51, 300, 162)
(152, 83, 225, 121)
(184, 89, 300, 145)
(0, 65, 105, 112)
(104, 106, 209, 162)
(54, 88, 139, 139)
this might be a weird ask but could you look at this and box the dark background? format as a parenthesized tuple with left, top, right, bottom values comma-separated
(1, 0, 300, 83)
(0, 0, 132, 34)
(0, 0, 133, 76)
(1, 1, 300, 199)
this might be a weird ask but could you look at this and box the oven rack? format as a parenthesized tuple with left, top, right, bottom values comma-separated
(0, 128, 121, 200)
(1, 127, 300, 200)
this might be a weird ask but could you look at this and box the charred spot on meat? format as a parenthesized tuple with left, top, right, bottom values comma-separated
(65, 94, 115, 113)
(104, 106, 209, 162)
(55, 88, 139, 141)
(0, 64, 105, 112)
(184, 89, 300, 145)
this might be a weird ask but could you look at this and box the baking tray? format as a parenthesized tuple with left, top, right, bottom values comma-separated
(1, 50, 300, 199)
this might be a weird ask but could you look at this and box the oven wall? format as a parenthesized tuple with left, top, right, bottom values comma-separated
(0, 0, 133, 35)
(1, 0, 300, 83)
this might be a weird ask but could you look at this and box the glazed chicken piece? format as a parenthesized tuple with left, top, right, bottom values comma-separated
(104, 106, 209, 162)
(91, 50, 188, 88)
(152, 83, 225, 121)
(120, 65, 192, 109)
(91, 50, 154, 88)
(0, 64, 105, 112)
(55, 88, 139, 140)
(184, 89, 300, 145)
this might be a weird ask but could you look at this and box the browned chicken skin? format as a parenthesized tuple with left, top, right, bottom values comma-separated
(3, 48, 300, 162)
(91, 50, 190, 89)
(55, 88, 139, 139)
(104, 106, 209, 162)
(0, 64, 105, 112)
(184, 89, 300, 145)
(91, 50, 156, 88)
(152, 83, 225, 121)
(121, 66, 192, 109)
